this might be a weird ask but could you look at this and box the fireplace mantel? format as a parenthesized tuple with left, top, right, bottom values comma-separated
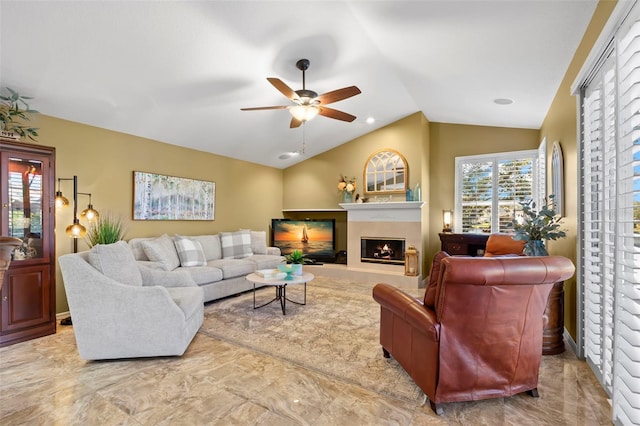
(339, 201, 424, 222)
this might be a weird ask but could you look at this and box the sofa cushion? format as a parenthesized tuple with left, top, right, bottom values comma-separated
(141, 235, 180, 271)
(247, 254, 284, 270)
(178, 265, 223, 286)
(220, 230, 253, 259)
(250, 230, 268, 255)
(174, 235, 207, 267)
(88, 241, 143, 286)
(424, 251, 449, 309)
(207, 259, 256, 279)
(190, 235, 222, 261)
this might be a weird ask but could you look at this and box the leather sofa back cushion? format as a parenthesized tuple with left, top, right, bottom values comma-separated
(484, 234, 526, 257)
(88, 241, 143, 286)
(424, 251, 449, 308)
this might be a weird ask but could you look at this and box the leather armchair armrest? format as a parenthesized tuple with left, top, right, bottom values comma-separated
(373, 283, 439, 341)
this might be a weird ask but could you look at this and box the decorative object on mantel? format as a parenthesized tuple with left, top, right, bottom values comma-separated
(364, 148, 408, 195)
(442, 210, 453, 233)
(404, 245, 419, 276)
(0, 236, 22, 291)
(513, 195, 566, 256)
(338, 174, 357, 203)
(0, 87, 39, 141)
(413, 182, 421, 201)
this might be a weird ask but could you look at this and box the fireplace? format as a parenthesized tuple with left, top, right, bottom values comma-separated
(360, 237, 406, 265)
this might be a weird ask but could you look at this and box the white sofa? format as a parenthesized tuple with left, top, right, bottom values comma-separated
(128, 230, 283, 303)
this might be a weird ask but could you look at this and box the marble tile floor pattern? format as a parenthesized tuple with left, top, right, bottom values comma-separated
(1, 296, 612, 425)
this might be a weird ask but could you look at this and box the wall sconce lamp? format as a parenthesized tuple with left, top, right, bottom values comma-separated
(442, 209, 453, 233)
(404, 245, 419, 277)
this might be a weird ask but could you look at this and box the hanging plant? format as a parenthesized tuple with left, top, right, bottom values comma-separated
(0, 87, 39, 141)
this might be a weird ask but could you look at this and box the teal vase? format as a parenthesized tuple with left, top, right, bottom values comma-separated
(343, 191, 353, 203)
(524, 240, 548, 256)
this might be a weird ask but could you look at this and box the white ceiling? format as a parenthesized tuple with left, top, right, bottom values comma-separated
(0, 1, 598, 169)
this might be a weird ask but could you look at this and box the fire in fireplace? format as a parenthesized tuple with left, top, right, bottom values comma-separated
(360, 237, 406, 265)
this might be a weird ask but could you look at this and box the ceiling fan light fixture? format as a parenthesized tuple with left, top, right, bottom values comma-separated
(290, 104, 319, 122)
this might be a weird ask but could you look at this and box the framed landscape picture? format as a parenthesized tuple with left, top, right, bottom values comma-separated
(133, 171, 215, 220)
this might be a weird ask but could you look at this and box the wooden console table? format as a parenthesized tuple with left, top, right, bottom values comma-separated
(438, 232, 564, 355)
(438, 232, 489, 256)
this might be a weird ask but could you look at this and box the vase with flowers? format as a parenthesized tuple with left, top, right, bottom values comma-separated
(338, 174, 357, 203)
(513, 195, 566, 256)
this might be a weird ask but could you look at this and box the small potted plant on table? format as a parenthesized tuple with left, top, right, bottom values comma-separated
(283, 249, 312, 276)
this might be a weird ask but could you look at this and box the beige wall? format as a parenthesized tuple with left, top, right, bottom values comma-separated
(427, 123, 541, 262)
(35, 114, 283, 313)
(539, 0, 617, 339)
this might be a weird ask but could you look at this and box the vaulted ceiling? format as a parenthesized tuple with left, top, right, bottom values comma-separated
(0, 1, 598, 168)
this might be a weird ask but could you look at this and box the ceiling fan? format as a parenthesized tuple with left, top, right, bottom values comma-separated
(241, 59, 361, 128)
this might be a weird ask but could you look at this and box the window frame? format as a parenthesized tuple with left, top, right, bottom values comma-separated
(454, 149, 541, 234)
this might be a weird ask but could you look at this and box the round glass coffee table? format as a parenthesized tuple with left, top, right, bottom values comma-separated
(246, 272, 314, 315)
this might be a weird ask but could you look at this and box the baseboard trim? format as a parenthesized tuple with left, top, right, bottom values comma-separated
(564, 329, 581, 359)
(56, 311, 71, 321)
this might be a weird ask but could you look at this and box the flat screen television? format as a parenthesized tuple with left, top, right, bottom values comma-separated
(271, 219, 336, 263)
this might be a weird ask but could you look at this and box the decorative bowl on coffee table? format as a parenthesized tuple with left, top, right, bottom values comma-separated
(277, 264, 295, 280)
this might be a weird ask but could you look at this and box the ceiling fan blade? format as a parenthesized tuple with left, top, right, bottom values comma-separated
(240, 106, 289, 111)
(316, 86, 361, 105)
(267, 78, 299, 101)
(290, 117, 303, 128)
(318, 106, 356, 122)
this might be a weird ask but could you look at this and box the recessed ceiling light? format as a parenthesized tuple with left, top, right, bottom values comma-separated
(494, 98, 513, 105)
(278, 152, 301, 160)
(366, 117, 375, 124)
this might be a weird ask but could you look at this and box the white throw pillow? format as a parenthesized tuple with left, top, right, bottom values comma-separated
(220, 230, 253, 259)
(88, 241, 143, 286)
(174, 235, 207, 267)
(250, 230, 268, 255)
(141, 234, 180, 271)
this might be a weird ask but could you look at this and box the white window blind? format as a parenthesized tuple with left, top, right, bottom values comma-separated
(578, 3, 640, 424)
(455, 150, 540, 234)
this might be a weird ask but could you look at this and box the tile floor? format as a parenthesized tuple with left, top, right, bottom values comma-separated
(0, 302, 612, 425)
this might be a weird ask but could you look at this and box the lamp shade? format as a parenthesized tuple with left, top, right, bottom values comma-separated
(289, 105, 319, 122)
(80, 204, 99, 222)
(443, 210, 452, 232)
(55, 191, 69, 208)
(66, 221, 86, 238)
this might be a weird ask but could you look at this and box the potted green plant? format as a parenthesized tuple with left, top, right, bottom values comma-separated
(284, 249, 312, 275)
(0, 88, 39, 141)
(84, 212, 128, 248)
(513, 195, 566, 256)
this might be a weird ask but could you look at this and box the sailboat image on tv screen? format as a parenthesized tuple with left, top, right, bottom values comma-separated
(301, 225, 309, 243)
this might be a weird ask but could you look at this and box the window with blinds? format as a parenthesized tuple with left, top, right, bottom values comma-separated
(454, 150, 540, 234)
(577, 2, 639, 424)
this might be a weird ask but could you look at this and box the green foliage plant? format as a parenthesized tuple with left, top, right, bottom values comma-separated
(513, 195, 567, 243)
(0, 88, 39, 141)
(84, 212, 128, 248)
(284, 249, 312, 264)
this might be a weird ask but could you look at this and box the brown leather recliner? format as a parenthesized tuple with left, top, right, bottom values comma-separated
(372, 255, 575, 415)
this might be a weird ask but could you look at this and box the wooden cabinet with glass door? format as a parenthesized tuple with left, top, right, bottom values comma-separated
(0, 140, 56, 346)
